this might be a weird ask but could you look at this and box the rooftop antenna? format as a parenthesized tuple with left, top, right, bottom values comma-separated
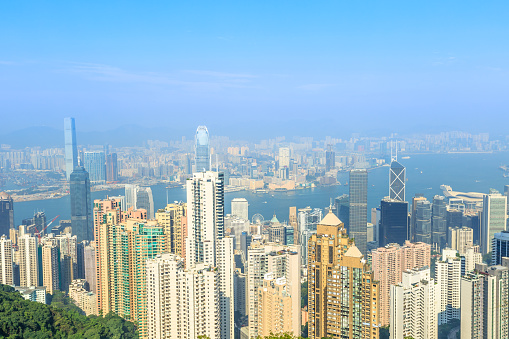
(390, 140, 398, 163)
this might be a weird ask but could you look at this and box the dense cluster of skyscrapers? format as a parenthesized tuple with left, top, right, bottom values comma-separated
(1, 119, 509, 339)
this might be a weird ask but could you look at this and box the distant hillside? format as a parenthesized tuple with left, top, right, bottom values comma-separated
(0, 284, 138, 338)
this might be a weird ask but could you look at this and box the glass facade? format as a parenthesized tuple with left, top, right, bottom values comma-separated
(64, 117, 78, 180)
(349, 169, 368, 254)
(195, 126, 210, 172)
(70, 167, 93, 242)
(83, 151, 106, 183)
(380, 199, 408, 247)
(389, 161, 405, 201)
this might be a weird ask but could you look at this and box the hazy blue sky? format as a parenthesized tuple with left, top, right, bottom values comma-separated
(1, 1, 508, 138)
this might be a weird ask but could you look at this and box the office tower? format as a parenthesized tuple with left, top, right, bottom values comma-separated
(136, 187, 154, 219)
(105, 153, 118, 182)
(334, 194, 350, 231)
(195, 125, 210, 172)
(449, 227, 474, 255)
(155, 202, 187, 258)
(75, 241, 85, 279)
(0, 235, 13, 285)
(84, 243, 96, 293)
(461, 265, 509, 339)
(436, 249, 462, 325)
(278, 147, 290, 169)
(0, 192, 14, 237)
(481, 192, 508, 254)
(33, 211, 46, 235)
(349, 169, 368, 254)
(268, 216, 286, 244)
(389, 160, 405, 201)
(42, 243, 60, 294)
(415, 199, 432, 245)
(83, 151, 106, 183)
(289, 206, 298, 244)
(70, 167, 93, 242)
(69, 279, 98, 316)
(185, 171, 224, 267)
(371, 241, 431, 326)
(64, 117, 78, 180)
(19, 235, 38, 287)
(379, 198, 408, 247)
(298, 207, 323, 232)
(234, 270, 247, 317)
(146, 254, 220, 339)
(231, 198, 249, 220)
(432, 195, 447, 250)
(308, 211, 379, 339)
(247, 242, 300, 338)
(492, 230, 509, 265)
(325, 144, 335, 172)
(410, 194, 427, 242)
(125, 184, 138, 210)
(446, 208, 464, 231)
(390, 267, 437, 339)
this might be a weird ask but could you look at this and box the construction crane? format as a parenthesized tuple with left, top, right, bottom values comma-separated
(34, 215, 60, 240)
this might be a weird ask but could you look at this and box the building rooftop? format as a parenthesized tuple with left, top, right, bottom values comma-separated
(319, 210, 342, 226)
(344, 245, 363, 258)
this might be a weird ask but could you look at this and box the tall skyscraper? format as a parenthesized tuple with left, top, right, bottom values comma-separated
(289, 206, 298, 244)
(278, 147, 290, 169)
(379, 198, 408, 247)
(70, 167, 93, 242)
(371, 241, 431, 326)
(389, 160, 405, 201)
(84, 243, 96, 293)
(481, 192, 508, 254)
(449, 227, 474, 255)
(325, 144, 335, 172)
(146, 253, 220, 339)
(349, 169, 368, 254)
(105, 153, 118, 182)
(0, 235, 13, 285)
(415, 199, 432, 245)
(42, 243, 60, 294)
(390, 267, 438, 339)
(308, 211, 379, 339)
(64, 117, 78, 180)
(155, 202, 187, 258)
(83, 151, 106, 183)
(136, 187, 154, 219)
(231, 198, 249, 220)
(195, 125, 210, 172)
(432, 195, 447, 250)
(0, 192, 14, 237)
(410, 194, 427, 242)
(247, 242, 300, 338)
(436, 249, 462, 325)
(492, 231, 509, 266)
(185, 171, 224, 267)
(19, 235, 39, 287)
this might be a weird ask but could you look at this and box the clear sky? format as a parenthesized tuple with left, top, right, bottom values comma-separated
(1, 1, 508, 138)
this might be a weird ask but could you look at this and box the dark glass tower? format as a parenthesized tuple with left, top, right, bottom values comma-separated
(349, 169, 368, 254)
(325, 144, 335, 172)
(415, 200, 432, 244)
(0, 192, 14, 237)
(432, 195, 447, 250)
(64, 117, 78, 180)
(389, 161, 405, 201)
(334, 194, 350, 232)
(379, 198, 408, 247)
(195, 126, 210, 172)
(70, 167, 93, 242)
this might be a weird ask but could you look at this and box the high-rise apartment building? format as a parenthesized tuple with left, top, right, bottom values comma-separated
(389, 160, 405, 201)
(349, 169, 368, 255)
(155, 202, 187, 258)
(289, 206, 298, 245)
(481, 192, 508, 254)
(195, 126, 210, 172)
(84, 242, 96, 293)
(390, 267, 438, 339)
(247, 242, 300, 338)
(464, 245, 482, 273)
(308, 211, 379, 339)
(278, 147, 290, 169)
(415, 199, 432, 245)
(19, 235, 39, 287)
(231, 198, 249, 220)
(371, 241, 431, 326)
(83, 151, 106, 183)
(42, 243, 60, 294)
(0, 235, 13, 285)
(146, 253, 220, 339)
(185, 171, 224, 267)
(105, 153, 118, 182)
(432, 195, 447, 250)
(70, 166, 93, 242)
(217, 237, 234, 339)
(449, 226, 474, 255)
(64, 117, 78, 180)
(379, 198, 408, 247)
(69, 279, 98, 316)
(461, 265, 509, 339)
(436, 249, 462, 325)
(0, 192, 14, 237)
(325, 144, 335, 172)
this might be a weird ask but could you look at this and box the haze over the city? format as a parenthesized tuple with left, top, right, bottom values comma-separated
(1, 1, 508, 139)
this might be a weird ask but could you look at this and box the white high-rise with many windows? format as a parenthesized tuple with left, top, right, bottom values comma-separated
(19, 235, 39, 287)
(436, 248, 462, 325)
(0, 235, 13, 285)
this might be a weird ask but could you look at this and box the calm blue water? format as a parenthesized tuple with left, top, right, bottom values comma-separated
(13, 153, 509, 225)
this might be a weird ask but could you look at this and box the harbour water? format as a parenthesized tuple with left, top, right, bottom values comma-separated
(13, 152, 509, 225)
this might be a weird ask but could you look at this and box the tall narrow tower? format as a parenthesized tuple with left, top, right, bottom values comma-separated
(349, 169, 368, 255)
(70, 167, 93, 242)
(195, 126, 210, 172)
(389, 141, 406, 201)
(64, 117, 78, 180)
